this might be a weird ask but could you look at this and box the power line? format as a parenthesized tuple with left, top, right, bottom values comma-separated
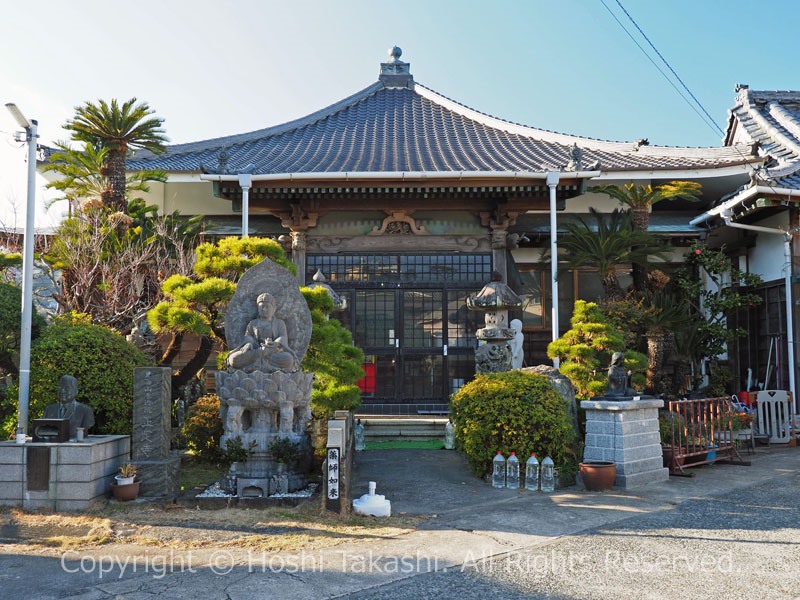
(598, 0, 722, 139)
(613, 0, 724, 137)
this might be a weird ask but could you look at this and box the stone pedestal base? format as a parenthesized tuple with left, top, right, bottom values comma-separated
(133, 453, 181, 499)
(0, 435, 130, 510)
(581, 399, 668, 488)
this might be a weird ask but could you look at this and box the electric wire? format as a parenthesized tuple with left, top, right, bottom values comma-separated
(613, 0, 725, 137)
(602, 0, 784, 208)
(598, 0, 721, 138)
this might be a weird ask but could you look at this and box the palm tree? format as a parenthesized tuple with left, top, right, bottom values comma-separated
(590, 181, 702, 292)
(64, 98, 168, 213)
(559, 208, 667, 299)
(44, 141, 166, 215)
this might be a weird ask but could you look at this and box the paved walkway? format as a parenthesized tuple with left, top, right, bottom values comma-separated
(1, 446, 799, 599)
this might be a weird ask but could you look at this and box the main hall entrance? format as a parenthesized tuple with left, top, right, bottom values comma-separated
(306, 254, 492, 414)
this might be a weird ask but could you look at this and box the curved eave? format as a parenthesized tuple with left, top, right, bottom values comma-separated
(199, 169, 601, 185)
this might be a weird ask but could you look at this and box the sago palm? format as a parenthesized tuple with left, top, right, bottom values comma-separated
(590, 181, 702, 291)
(64, 98, 168, 213)
(560, 208, 667, 299)
(44, 141, 166, 215)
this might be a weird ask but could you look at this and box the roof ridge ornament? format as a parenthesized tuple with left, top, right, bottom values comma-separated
(379, 46, 413, 88)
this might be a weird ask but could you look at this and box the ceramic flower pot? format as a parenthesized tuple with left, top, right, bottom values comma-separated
(111, 481, 140, 501)
(579, 461, 616, 491)
(662, 446, 685, 469)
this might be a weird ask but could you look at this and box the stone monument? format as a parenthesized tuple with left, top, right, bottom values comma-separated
(216, 258, 314, 496)
(466, 272, 523, 373)
(132, 367, 181, 498)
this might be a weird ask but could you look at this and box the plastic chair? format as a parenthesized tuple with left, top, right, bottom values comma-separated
(754, 390, 793, 444)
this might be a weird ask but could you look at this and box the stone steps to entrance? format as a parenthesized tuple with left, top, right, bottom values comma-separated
(360, 417, 449, 444)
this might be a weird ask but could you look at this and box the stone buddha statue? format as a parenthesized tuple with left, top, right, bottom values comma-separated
(43, 375, 95, 440)
(606, 352, 636, 397)
(225, 292, 300, 373)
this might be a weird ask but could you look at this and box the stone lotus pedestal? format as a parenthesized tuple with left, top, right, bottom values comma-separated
(216, 368, 313, 493)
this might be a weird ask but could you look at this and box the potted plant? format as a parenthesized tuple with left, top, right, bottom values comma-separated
(112, 463, 140, 501)
(659, 413, 686, 469)
(268, 436, 300, 472)
(115, 463, 137, 486)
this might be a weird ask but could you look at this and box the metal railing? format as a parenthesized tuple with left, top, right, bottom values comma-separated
(664, 397, 750, 476)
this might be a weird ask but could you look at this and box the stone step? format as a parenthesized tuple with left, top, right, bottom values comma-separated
(360, 418, 449, 443)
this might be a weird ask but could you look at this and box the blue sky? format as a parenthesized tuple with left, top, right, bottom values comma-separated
(2, 0, 799, 225)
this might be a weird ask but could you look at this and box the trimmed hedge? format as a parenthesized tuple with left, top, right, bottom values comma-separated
(450, 370, 577, 478)
(26, 321, 151, 435)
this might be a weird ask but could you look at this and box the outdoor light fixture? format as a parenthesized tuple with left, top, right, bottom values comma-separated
(5, 103, 38, 438)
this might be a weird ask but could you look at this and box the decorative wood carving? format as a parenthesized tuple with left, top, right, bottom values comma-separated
(368, 211, 429, 236)
(307, 235, 490, 253)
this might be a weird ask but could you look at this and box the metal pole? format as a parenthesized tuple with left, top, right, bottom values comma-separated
(5, 104, 37, 435)
(783, 236, 797, 412)
(546, 171, 561, 369)
(238, 172, 252, 238)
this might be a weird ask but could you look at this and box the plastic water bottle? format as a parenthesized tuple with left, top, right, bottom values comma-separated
(355, 419, 366, 451)
(541, 456, 555, 493)
(444, 420, 455, 450)
(492, 451, 506, 488)
(506, 452, 520, 489)
(525, 453, 540, 491)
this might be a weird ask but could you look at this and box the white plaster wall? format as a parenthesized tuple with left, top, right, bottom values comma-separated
(746, 212, 790, 283)
(138, 180, 236, 216)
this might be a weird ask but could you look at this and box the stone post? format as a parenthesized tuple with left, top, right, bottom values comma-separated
(580, 399, 668, 488)
(133, 367, 181, 498)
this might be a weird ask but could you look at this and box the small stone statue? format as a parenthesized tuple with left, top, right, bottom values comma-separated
(43, 375, 95, 440)
(606, 352, 636, 397)
(226, 292, 300, 373)
(509, 319, 524, 370)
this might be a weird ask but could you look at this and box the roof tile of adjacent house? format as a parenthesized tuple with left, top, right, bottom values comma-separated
(726, 86, 800, 188)
(129, 55, 755, 177)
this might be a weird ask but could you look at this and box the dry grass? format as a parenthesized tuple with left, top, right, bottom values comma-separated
(0, 500, 425, 556)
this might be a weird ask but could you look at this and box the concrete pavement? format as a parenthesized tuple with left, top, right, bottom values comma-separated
(1, 446, 798, 599)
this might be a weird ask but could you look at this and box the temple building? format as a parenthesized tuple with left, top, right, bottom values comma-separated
(129, 49, 797, 413)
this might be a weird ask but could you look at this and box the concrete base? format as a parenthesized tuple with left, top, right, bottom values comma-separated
(581, 399, 668, 489)
(0, 435, 130, 510)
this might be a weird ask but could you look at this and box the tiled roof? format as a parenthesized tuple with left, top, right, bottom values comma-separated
(726, 87, 800, 188)
(129, 67, 756, 178)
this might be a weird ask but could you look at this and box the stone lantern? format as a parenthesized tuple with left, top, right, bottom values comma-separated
(467, 271, 523, 373)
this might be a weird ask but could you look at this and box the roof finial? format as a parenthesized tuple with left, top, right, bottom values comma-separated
(379, 46, 412, 88)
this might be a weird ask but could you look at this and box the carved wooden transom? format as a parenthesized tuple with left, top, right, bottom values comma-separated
(369, 211, 429, 236)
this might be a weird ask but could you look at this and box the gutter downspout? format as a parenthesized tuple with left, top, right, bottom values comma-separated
(722, 213, 797, 409)
(238, 172, 252, 238)
(546, 171, 561, 369)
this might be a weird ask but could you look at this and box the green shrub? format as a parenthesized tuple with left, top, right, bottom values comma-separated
(547, 300, 647, 399)
(0, 281, 47, 375)
(19, 320, 150, 437)
(182, 394, 225, 463)
(300, 287, 364, 419)
(450, 370, 577, 478)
